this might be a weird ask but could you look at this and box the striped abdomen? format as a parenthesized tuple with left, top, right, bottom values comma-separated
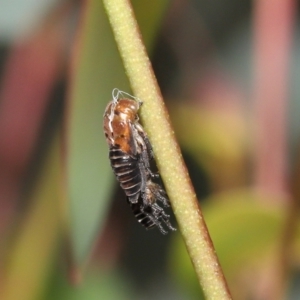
(128, 200, 156, 230)
(109, 146, 142, 203)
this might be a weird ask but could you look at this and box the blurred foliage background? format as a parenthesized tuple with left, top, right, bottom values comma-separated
(0, 0, 299, 299)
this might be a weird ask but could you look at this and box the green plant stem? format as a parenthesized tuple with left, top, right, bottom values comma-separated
(102, 0, 231, 298)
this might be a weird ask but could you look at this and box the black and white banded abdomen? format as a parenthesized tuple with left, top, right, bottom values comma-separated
(128, 199, 173, 234)
(109, 146, 142, 203)
(128, 200, 156, 230)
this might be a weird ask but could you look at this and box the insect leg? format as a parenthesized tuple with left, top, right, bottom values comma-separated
(151, 203, 176, 232)
(152, 185, 170, 207)
(137, 160, 149, 206)
(134, 123, 155, 160)
(131, 123, 158, 179)
(141, 205, 168, 235)
(141, 150, 159, 179)
(146, 181, 170, 207)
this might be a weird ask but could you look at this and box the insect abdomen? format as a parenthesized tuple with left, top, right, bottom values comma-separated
(109, 146, 141, 203)
(128, 200, 156, 230)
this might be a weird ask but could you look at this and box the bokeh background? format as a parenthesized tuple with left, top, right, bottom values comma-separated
(0, 0, 300, 299)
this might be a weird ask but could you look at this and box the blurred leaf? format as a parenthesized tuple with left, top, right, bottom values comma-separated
(170, 103, 247, 189)
(46, 269, 134, 300)
(169, 190, 287, 297)
(67, 0, 169, 265)
(0, 3, 68, 237)
(170, 104, 246, 168)
(0, 134, 62, 300)
(132, 0, 169, 51)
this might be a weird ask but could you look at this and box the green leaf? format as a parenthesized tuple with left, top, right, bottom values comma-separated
(46, 270, 134, 300)
(67, 0, 170, 265)
(67, 0, 123, 266)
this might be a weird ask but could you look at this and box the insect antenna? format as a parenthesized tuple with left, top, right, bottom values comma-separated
(112, 88, 142, 105)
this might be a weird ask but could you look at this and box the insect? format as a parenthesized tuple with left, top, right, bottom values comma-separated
(103, 89, 176, 234)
